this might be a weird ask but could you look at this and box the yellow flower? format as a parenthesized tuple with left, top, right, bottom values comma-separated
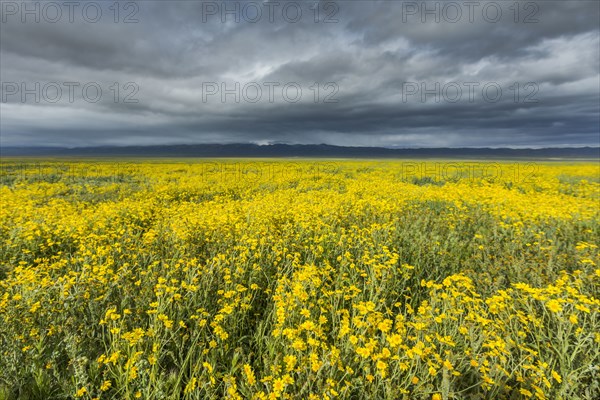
(387, 333, 402, 348)
(575, 304, 590, 313)
(292, 339, 306, 351)
(107, 351, 120, 365)
(243, 364, 256, 385)
(272, 377, 285, 392)
(356, 347, 371, 358)
(184, 378, 197, 394)
(284, 355, 297, 372)
(546, 299, 562, 313)
(122, 328, 145, 346)
(157, 314, 174, 329)
(29, 301, 41, 313)
(377, 319, 392, 333)
(443, 360, 454, 370)
(203, 362, 214, 373)
(519, 388, 533, 397)
(310, 352, 321, 372)
(569, 314, 578, 324)
(551, 370, 562, 383)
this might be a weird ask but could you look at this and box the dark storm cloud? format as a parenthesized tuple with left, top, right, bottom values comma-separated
(1, 0, 599, 147)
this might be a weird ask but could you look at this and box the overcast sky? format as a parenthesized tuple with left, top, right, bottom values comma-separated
(1, 0, 599, 148)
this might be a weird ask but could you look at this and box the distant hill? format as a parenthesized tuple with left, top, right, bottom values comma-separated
(1, 143, 599, 159)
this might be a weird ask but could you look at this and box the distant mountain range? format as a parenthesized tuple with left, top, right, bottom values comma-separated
(2, 144, 599, 159)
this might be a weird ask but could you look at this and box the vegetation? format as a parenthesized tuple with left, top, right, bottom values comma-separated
(0, 160, 598, 399)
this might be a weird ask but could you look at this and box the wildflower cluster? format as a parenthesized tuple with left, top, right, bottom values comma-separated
(0, 160, 598, 399)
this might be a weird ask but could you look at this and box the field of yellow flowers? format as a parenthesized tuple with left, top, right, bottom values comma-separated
(0, 160, 599, 400)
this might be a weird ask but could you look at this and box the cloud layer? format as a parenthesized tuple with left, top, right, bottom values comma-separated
(1, 0, 599, 147)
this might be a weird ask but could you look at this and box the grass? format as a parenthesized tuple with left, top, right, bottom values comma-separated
(0, 159, 598, 399)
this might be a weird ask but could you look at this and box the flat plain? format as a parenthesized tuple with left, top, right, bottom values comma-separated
(0, 160, 598, 400)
